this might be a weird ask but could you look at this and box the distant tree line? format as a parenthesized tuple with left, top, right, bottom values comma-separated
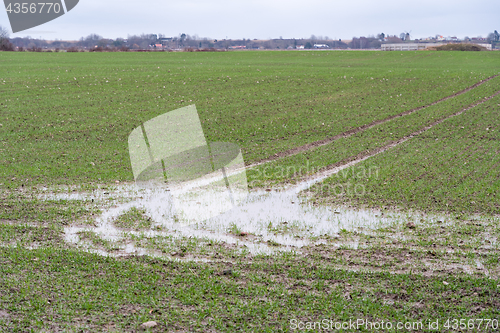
(348, 36, 381, 49)
(0, 31, 352, 51)
(0, 27, 498, 52)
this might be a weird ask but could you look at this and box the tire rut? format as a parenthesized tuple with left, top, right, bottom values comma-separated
(250, 75, 498, 168)
(294, 88, 500, 187)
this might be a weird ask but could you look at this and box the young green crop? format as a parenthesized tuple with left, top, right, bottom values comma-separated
(246, 75, 500, 190)
(0, 51, 498, 189)
(1, 51, 500, 331)
(1, 246, 499, 331)
(311, 94, 500, 215)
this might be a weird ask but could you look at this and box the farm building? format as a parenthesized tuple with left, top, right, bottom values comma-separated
(313, 44, 329, 49)
(382, 43, 492, 51)
(381, 43, 434, 51)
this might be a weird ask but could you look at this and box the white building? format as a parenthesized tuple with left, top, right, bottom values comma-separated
(313, 44, 329, 49)
(381, 43, 433, 51)
(381, 43, 492, 51)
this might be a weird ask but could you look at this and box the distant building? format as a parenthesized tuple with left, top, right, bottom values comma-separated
(475, 43, 492, 50)
(313, 44, 329, 49)
(382, 42, 492, 51)
(228, 45, 246, 49)
(381, 43, 431, 51)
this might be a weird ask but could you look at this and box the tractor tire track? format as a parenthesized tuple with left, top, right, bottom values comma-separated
(293, 89, 500, 189)
(250, 75, 498, 168)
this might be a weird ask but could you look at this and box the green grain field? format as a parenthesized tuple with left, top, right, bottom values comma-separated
(1, 50, 500, 332)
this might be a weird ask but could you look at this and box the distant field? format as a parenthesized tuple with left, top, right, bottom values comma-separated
(0, 51, 498, 188)
(1, 51, 500, 331)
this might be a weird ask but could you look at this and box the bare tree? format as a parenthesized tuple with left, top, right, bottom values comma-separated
(386, 35, 404, 43)
(0, 25, 14, 51)
(126, 34, 150, 49)
(179, 33, 186, 46)
(0, 25, 9, 41)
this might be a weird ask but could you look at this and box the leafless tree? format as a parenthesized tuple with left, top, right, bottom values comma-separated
(0, 25, 14, 51)
(0, 25, 9, 41)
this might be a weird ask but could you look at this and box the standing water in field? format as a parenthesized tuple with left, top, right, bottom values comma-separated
(53, 163, 438, 257)
(50, 104, 446, 258)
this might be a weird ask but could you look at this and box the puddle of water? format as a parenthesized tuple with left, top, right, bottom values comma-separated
(51, 180, 437, 258)
(18, 89, 500, 259)
(38, 148, 452, 259)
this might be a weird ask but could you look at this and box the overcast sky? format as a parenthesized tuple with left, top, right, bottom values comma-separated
(1, 0, 498, 41)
